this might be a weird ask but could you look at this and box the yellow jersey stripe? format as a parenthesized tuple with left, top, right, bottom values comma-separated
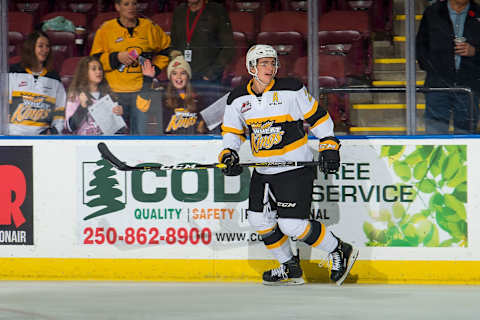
(303, 100, 319, 119)
(297, 223, 311, 240)
(253, 134, 308, 157)
(246, 114, 295, 124)
(312, 223, 326, 247)
(221, 125, 245, 135)
(257, 225, 276, 235)
(311, 113, 330, 129)
(266, 235, 288, 249)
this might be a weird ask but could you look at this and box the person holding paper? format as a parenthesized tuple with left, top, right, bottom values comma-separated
(65, 56, 126, 135)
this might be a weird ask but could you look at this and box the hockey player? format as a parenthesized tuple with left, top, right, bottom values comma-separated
(218, 44, 359, 286)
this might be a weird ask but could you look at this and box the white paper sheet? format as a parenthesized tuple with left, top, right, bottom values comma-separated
(200, 93, 229, 130)
(88, 95, 126, 135)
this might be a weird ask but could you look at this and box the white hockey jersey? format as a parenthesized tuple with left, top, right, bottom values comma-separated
(8, 64, 66, 135)
(221, 77, 334, 174)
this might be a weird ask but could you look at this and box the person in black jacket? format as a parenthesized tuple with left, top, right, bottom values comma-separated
(170, 0, 235, 106)
(416, 0, 480, 134)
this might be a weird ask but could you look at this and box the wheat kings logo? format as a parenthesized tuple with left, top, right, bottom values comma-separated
(251, 121, 284, 153)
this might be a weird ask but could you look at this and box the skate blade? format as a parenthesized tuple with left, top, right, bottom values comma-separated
(335, 247, 359, 286)
(263, 277, 305, 286)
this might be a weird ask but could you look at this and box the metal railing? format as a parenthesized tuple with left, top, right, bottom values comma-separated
(318, 86, 476, 134)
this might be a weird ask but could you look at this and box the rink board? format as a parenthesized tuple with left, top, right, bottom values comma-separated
(0, 137, 479, 284)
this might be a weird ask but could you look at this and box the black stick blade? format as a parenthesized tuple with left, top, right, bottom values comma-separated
(97, 142, 132, 171)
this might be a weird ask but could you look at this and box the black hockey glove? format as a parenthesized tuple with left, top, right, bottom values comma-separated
(319, 136, 341, 174)
(218, 148, 243, 176)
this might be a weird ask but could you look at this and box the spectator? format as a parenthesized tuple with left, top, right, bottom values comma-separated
(8, 30, 65, 135)
(170, 0, 235, 106)
(137, 53, 207, 134)
(416, 0, 480, 134)
(90, 0, 171, 135)
(65, 56, 125, 135)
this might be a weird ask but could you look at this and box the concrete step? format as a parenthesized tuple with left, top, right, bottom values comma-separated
(372, 92, 425, 104)
(393, 0, 429, 15)
(374, 58, 422, 72)
(374, 70, 425, 81)
(393, 15, 422, 35)
(349, 107, 426, 134)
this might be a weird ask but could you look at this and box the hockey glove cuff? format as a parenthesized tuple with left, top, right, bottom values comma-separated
(319, 136, 341, 174)
(218, 148, 243, 176)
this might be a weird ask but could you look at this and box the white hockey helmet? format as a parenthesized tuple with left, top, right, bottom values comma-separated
(246, 44, 279, 78)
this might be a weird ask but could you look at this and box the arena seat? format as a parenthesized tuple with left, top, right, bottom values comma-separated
(60, 56, 83, 90)
(229, 11, 256, 44)
(293, 55, 350, 127)
(318, 30, 361, 78)
(8, 11, 34, 57)
(54, 1, 98, 25)
(256, 11, 307, 77)
(9, 55, 22, 66)
(318, 10, 372, 79)
(150, 12, 173, 34)
(226, 56, 250, 88)
(11, 0, 49, 24)
(45, 31, 77, 72)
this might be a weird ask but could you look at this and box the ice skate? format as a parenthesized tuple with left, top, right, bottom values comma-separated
(329, 236, 359, 286)
(263, 255, 304, 286)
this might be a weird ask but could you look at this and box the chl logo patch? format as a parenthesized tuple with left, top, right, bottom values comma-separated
(241, 101, 252, 113)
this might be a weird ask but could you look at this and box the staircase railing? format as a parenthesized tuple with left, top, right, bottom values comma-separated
(318, 86, 475, 134)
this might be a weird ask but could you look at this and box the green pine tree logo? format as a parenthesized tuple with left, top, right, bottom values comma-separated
(84, 158, 126, 220)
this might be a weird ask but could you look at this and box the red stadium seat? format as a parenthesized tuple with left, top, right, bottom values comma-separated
(335, 0, 392, 33)
(226, 56, 250, 88)
(318, 10, 372, 79)
(293, 55, 350, 127)
(257, 11, 307, 77)
(11, 0, 49, 24)
(8, 11, 34, 57)
(45, 31, 77, 72)
(318, 30, 361, 77)
(8, 32, 23, 57)
(137, 0, 160, 17)
(60, 56, 83, 90)
(150, 12, 173, 34)
(9, 55, 22, 66)
(229, 11, 256, 44)
(226, 0, 270, 36)
(54, 1, 98, 25)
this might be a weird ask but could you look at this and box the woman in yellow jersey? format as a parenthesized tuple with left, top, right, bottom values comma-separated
(90, 0, 171, 135)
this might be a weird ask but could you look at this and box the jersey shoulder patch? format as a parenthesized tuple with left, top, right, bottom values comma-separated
(272, 77, 303, 91)
(227, 82, 250, 105)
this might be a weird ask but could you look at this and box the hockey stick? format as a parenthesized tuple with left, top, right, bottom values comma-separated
(97, 142, 323, 171)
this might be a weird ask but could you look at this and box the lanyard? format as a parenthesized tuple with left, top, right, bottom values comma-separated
(186, 4, 205, 44)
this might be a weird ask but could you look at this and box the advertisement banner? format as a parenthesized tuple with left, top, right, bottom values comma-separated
(0, 146, 34, 245)
(77, 143, 468, 259)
